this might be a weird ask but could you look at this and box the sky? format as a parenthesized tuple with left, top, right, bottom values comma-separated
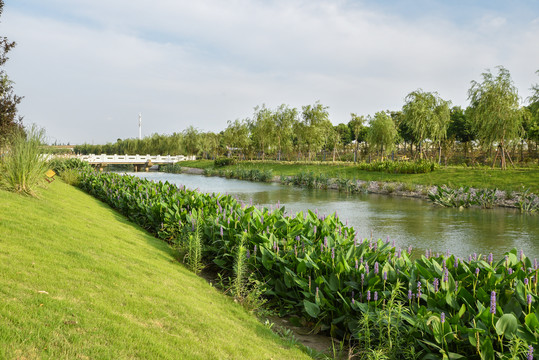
(2, 0, 539, 145)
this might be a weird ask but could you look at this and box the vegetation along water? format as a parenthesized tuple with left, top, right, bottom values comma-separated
(77, 169, 539, 359)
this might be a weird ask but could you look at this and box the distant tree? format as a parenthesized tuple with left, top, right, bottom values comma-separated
(182, 126, 200, 156)
(223, 119, 250, 159)
(447, 106, 476, 157)
(348, 113, 366, 162)
(402, 90, 451, 162)
(526, 70, 539, 153)
(367, 111, 397, 160)
(273, 104, 297, 160)
(250, 105, 275, 160)
(300, 102, 330, 161)
(467, 66, 522, 169)
(0, 1, 23, 147)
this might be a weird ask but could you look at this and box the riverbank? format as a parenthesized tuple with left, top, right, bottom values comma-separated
(0, 181, 311, 359)
(176, 160, 538, 211)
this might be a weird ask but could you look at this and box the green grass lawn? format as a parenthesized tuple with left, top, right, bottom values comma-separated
(0, 181, 311, 359)
(184, 160, 539, 193)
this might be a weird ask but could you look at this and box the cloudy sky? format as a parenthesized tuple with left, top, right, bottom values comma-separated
(2, 0, 539, 145)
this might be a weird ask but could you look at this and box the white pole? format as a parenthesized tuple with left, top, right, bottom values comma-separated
(138, 113, 142, 140)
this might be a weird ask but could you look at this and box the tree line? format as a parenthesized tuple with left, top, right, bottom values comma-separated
(75, 66, 539, 168)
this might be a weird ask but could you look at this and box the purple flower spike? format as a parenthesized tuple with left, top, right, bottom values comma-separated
(475, 268, 480, 277)
(528, 345, 534, 360)
(490, 291, 496, 314)
(374, 262, 379, 275)
(525, 278, 529, 286)
(253, 245, 257, 255)
(441, 312, 445, 324)
(316, 287, 319, 298)
(408, 289, 412, 300)
(220, 226, 224, 237)
(355, 259, 359, 270)
(374, 291, 378, 302)
(361, 273, 365, 286)
(488, 253, 493, 265)
(454, 257, 459, 269)
(417, 281, 422, 298)
(383, 271, 387, 281)
(365, 264, 370, 274)
(313, 225, 317, 236)
(324, 236, 328, 248)
(444, 268, 449, 283)
(508, 268, 513, 275)
(367, 290, 371, 301)
(433, 278, 439, 293)
(331, 247, 335, 260)
(528, 294, 532, 306)
(408, 245, 413, 255)
(246, 249, 250, 259)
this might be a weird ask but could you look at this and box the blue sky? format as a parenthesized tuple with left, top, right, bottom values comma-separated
(2, 0, 539, 145)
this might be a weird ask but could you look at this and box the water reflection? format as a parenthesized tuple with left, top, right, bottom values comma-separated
(128, 172, 538, 259)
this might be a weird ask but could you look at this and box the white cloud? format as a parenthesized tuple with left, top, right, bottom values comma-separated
(3, 0, 539, 144)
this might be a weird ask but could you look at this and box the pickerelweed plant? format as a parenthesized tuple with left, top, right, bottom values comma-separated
(78, 170, 538, 359)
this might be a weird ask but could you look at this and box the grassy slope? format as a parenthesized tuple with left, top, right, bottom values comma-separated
(0, 181, 310, 360)
(183, 160, 539, 193)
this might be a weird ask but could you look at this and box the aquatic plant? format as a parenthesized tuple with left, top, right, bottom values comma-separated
(78, 170, 539, 359)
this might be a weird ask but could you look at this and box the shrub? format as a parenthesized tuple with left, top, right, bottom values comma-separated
(214, 158, 235, 167)
(0, 125, 48, 196)
(61, 168, 81, 186)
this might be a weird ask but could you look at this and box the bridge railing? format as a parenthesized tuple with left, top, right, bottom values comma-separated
(69, 154, 195, 164)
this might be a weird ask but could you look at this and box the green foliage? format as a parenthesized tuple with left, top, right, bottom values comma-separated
(79, 171, 539, 359)
(357, 160, 437, 174)
(49, 157, 91, 175)
(60, 168, 81, 186)
(158, 162, 183, 173)
(214, 157, 236, 167)
(0, 125, 48, 196)
(402, 90, 451, 151)
(368, 111, 398, 158)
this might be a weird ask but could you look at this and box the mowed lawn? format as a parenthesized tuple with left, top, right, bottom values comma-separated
(182, 160, 539, 193)
(0, 180, 311, 360)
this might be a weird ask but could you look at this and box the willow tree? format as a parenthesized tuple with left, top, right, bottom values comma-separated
(250, 105, 276, 160)
(273, 104, 297, 160)
(467, 66, 522, 169)
(402, 90, 451, 162)
(300, 102, 330, 161)
(367, 111, 397, 160)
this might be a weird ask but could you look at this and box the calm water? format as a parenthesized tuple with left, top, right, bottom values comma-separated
(128, 172, 539, 260)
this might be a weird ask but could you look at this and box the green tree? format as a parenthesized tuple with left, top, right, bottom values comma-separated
(348, 113, 366, 162)
(183, 126, 200, 156)
(367, 111, 397, 160)
(223, 119, 251, 159)
(250, 105, 275, 160)
(300, 102, 330, 161)
(0, 1, 23, 147)
(273, 104, 297, 161)
(447, 106, 476, 158)
(467, 66, 523, 169)
(402, 90, 451, 162)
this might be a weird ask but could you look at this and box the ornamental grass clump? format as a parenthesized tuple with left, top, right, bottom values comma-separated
(0, 125, 48, 196)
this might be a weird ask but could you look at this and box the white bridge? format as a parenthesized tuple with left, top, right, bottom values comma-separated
(74, 154, 195, 171)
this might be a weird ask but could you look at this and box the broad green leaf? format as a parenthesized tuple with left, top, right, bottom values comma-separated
(495, 313, 518, 338)
(303, 300, 320, 318)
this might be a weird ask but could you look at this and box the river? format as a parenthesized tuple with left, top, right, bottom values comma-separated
(127, 172, 539, 260)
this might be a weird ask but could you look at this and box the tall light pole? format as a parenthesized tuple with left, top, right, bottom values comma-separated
(138, 113, 142, 140)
